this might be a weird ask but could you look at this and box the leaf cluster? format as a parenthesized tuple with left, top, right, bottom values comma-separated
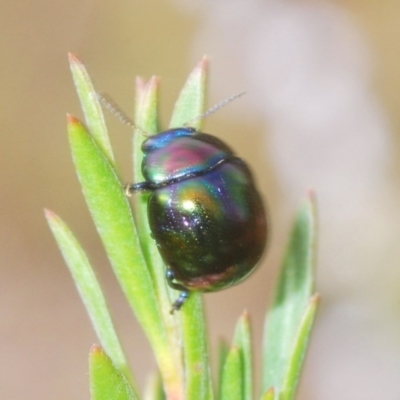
(45, 54, 319, 400)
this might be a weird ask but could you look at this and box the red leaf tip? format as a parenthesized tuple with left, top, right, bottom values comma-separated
(67, 114, 81, 125)
(43, 208, 55, 219)
(241, 309, 250, 321)
(190, 55, 209, 79)
(199, 54, 210, 69)
(306, 187, 316, 201)
(68, 52, 82, 64)
(90, 344, 104, 354)
(135, 75, 160, 95)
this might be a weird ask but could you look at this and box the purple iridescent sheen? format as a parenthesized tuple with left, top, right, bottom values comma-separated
(142, 128, 233, 184)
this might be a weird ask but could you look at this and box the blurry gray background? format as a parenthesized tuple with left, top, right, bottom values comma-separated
(1, 1, 400, 399)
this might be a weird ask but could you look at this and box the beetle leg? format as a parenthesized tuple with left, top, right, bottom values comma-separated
(124, 182, 154, 195)
(170, 291, 189, 314)
(166, 269, 190, 313)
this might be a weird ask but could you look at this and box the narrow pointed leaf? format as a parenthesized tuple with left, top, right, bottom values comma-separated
(168, 59, 213, 400)
(67, 116, 182, 397)
(68, 53, 114, 163)
(169, 56, 208, 130)
(182, 293, 213, 400)
(45, 209, 135, 391)
(132, 77, 172, 314)
(130, 57, 212, 399)
(233, 311, 253, 400)
(89, 345, 137, 400)
(263, 194, 317, 394)
(280, 295, 319, 400)
(217, 340, 230, 400)
(220, 347, 243, 400)
(131, 77, 185, 391)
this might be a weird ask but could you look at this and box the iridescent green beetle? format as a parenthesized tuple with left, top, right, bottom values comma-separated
(126, 126, 268, 312)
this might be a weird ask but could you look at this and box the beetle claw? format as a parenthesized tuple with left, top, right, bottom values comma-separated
(124, 181, 155, 195)
(124, 183, 134, 196)
(170, 291, 189, 314)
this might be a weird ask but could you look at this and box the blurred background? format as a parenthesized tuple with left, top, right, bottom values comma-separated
(1, 0, 400, 398)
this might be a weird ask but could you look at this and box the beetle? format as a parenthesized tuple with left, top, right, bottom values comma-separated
(125, 126, 268, 312)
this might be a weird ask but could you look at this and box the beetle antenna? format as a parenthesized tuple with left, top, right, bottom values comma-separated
(185, 91, 246, 127)
(96, 93, 148, 136)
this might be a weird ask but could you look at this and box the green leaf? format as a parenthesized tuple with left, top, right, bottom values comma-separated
(220, 346, 243, 400)
(68, 53, 115, 164)
(217, 340, 229, 400)
(262, 193, 317, 397)
(89, 345, 137, 400)
(169, 55, 208, 130)
(182, 293, 213, 400)
(125, 58, 212, 400)
(45, 209, 136, 391)
(67, 116, 182, 398)
(131, 78, 186, 396)
(233, 311, 253, 400)
(280, 295, 319, 400)
(168, 61, 213, 400)
(131, 77, 174, 318)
